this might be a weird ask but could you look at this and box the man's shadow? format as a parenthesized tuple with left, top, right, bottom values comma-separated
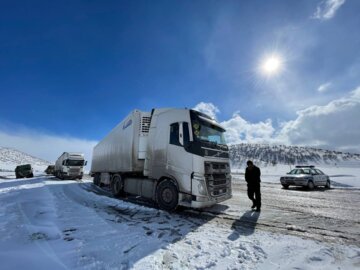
(228, 210, 260, 241)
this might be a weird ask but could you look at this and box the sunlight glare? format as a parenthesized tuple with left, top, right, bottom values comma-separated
(261, 55, 283, 76)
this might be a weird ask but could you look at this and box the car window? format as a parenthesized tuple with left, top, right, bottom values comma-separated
(315, 169, 324, 175)
(296, 169, 305, 174)
(303, 169, 311, 174)
(288, 169, 297, 174)
(310, 169, 317, 175)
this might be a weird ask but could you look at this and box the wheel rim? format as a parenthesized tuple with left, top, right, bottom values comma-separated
(114, 180, 120, 193)
(309, 182, 314, 189)
(162, 188, 174, 204)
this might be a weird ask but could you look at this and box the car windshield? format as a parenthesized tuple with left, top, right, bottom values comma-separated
(65, 159, 84, 166)
(288, 169, 310, 175)
(191, 119, 226, 145)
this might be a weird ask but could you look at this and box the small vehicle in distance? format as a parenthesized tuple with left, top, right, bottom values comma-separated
(15, 164, 34, 179)
(280, 165, 331, 190)
(45, 165, 55, 175)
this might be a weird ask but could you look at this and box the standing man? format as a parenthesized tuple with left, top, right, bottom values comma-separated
(245, 160, 261, 212)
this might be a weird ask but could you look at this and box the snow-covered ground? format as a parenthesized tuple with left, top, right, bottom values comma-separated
(0, 175, 359, 269)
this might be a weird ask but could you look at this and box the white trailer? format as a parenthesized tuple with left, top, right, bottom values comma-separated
(91, 108, 232, 210)
(55, 152, 86, 180)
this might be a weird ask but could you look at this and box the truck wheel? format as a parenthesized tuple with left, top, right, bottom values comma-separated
(111, 174, 124, 197)
(156, 179, 178, 211)
(282, 184, 289, 189)
(307, 181, 314, 190)
(93, 174, 101, 186)
(325, 180, 331, 189)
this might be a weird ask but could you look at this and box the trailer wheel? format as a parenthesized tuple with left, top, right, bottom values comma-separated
(93, 174, 101, 186)
(111, 174, 124, 197)
(156, 179, 178, 211)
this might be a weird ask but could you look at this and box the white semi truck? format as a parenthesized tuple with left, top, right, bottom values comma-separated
(91, 108, 232, 210)
(55, 152, 86, 180)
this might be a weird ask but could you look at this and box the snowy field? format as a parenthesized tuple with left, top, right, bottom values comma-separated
(0, 173, 359, 269)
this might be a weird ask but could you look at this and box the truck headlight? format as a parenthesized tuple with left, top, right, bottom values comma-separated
(192, 173, 208, 196)
(198, 181, 207, 195)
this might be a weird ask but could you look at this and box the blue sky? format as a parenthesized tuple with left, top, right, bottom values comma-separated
(1, 0, 360, 160)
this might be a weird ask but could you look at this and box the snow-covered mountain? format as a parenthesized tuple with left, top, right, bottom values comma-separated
(230, 143, 360, 169)
(0, 147, 51, 171)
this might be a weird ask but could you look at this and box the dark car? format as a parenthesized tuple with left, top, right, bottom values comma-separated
(280, 165, 331, 190)
(45, 165, 55, 175)
(15, 164, 34, 179)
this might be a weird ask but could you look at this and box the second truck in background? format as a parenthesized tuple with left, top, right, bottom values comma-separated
(91, 108, 232, 210)
(54, 152, 86, 180)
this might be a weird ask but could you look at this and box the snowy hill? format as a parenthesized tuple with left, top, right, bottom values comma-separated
(0, 147, 51, 172)
(230, 143, 360, 169)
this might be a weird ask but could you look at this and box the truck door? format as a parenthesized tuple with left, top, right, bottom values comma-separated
(166, 122, 193, 193)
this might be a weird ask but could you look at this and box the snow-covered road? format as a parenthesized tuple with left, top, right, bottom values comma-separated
(0, 175, 359, 269)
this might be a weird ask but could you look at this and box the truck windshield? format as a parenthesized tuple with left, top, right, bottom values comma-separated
(65, 160, 84, 166)
(192, 119, 226, 145)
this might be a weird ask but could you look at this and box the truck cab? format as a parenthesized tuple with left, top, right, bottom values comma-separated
(55, 152, 86, 180)
(144, 109, 232, 209)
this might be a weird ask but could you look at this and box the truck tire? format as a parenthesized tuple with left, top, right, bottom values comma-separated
(93, 174, 101, 186)
(156, 179, 178, 211)
(282, 184, 289, 189)
(111, 174, 124, 197)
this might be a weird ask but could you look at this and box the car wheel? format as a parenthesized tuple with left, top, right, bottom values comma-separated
(307, 181, 314, 190)
(111, 174, 124, 197)
(156, 179, 178, 211)
(325, 180, 331, 189)
(282, 184, 289, 189)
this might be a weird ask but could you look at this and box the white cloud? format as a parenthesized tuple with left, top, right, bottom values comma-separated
(0, 127, 97, 170)
(313, 0, 346, 20)
(193, 102, 220, 120)
(196, 86, 360, 153)
(317, 82, 332, 92)
(279, 86, 360, 152)
(220, 114, 278, 145)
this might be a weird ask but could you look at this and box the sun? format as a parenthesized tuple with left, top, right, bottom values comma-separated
(260, 55, 283, 76)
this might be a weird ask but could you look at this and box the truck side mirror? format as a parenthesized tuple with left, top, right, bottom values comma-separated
(85, 161, 88, 166)
(62, 160, 66, 165)
(179, 122, 184, 146)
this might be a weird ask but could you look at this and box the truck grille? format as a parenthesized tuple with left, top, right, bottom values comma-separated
(69, 168, 80, 175)
(204, 162, 231, 197)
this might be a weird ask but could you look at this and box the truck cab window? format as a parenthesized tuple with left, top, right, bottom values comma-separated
(170, 123, 180, 146)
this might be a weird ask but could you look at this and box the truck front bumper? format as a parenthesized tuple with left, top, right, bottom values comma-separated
(190, 193, 232, 208)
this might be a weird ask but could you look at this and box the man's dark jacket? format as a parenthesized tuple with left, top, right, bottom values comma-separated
(245, 165, 261, 186)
